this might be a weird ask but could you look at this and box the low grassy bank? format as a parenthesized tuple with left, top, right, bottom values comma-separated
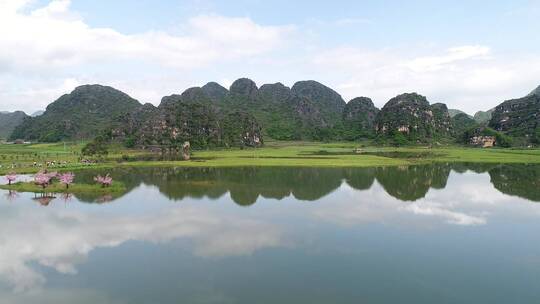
(1, 141, 540, 175)
(0, 181, 126, 195)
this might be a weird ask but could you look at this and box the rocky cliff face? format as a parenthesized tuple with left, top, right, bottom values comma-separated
(258, 83, 292, 103)
(222, 111, 263, 147)
(112, 94, 262, 149)
(217, 78, 351, 140)
(376, 93, 448, 141)
(430, 103, 452, 135)
(229, 78, 259, 100)
(111, 103, 159, 145)
(342, 97, 379, 138)
(202, 82, 228, 101)
(0, 111, 28, 139)
(10, 85, 141, 142)
(489, 93, 540, 140)
(292, 96, 328, 129)
(291, 80, 346, 124)
(180, 87, 213, 104)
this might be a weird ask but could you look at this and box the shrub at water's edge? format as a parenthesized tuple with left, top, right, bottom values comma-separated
(0, 180, 126, 194)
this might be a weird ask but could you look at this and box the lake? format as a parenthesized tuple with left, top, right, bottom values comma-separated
(1, 164, 539, 304)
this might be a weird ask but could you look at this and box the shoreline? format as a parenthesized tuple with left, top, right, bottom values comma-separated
(0, 181, 126, 195)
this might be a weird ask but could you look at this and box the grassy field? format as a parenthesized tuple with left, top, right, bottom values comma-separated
(1, 141, 540, 175)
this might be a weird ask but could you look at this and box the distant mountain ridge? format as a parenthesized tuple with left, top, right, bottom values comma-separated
(448, 109, 471, 118)
(473, 109, 494, 124)
(0, 111, 29, 139)
(489, 92, 540, 141)
(10, 85, 142, 142)
(4, 80, 540, 147)
(528, 85, 540, 97)
(171, 78, 349, 141)
(31, 110, 44, 117)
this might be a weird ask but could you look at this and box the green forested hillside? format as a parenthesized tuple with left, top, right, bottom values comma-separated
(10, 85, 141, 142)
(375, 93, 452, 143)
(489, 93, 540, 142)
(0, 111, 28, 139)
(6, 80, 540, 147)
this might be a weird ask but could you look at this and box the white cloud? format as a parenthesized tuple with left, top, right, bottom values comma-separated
(0, 1, 293, 71)
(403, 45, 491, 72)
(2, 169, 540, 294)
(312, 45, 540, 113)
(0, 0, 294, 112)
(0, 188, 282, 292)
(403, 202, 486, 226)
(0, 0, 539, 115)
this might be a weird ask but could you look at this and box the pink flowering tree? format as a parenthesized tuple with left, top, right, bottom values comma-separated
(34, 171, 57, 189)
(94, 174, 113, 187)
(34, 171, 52, 189)
(5, 172, 17, 185)
(47, 172, 58, 180)
(58, 172, 75, 189)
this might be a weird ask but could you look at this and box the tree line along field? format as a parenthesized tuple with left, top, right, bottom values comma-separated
(2, 141, 540, 175)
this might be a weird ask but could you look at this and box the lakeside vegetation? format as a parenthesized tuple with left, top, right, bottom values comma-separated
(0, 180, 126, 195)
(2, 141, 540, 176)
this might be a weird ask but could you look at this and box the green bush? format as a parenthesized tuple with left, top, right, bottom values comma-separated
(82, 136, 109, 156)
(392, 132, 409, 146)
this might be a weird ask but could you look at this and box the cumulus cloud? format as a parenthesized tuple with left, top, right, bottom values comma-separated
(0, 0, 294, 112)
(0, 0, 293, 70)
(311, 45, 540, 113)
(1, 0, 539, 115)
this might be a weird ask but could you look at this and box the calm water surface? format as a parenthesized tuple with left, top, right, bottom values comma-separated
(1, 164, 540, 304)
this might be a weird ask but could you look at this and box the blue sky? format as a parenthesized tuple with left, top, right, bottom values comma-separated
(2, 0, 540, 114)
(64, 0, 540, 51)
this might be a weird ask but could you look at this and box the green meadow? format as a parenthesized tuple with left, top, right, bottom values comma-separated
(1, 141, 540, 176)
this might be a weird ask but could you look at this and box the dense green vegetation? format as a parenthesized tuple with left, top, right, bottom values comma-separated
(341, 97, 379, 140)
(473, 109, 494, 124)
(10, 85, 141, 142)
(451, 113, 478, 137)
(461, 127, 513, 147)
(489, 164, 540, 201)
(489, 93, 540, 140)
(448, 109, 470, 118)
(375, 94, 453, 144)
(0, 111, 28, 139)
(3, 79, 539, 148)
(101, 92, 263, 152)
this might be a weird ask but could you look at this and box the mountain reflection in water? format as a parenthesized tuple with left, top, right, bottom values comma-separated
(1, 164, 540, 304)
(57, 163, 540, 204)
